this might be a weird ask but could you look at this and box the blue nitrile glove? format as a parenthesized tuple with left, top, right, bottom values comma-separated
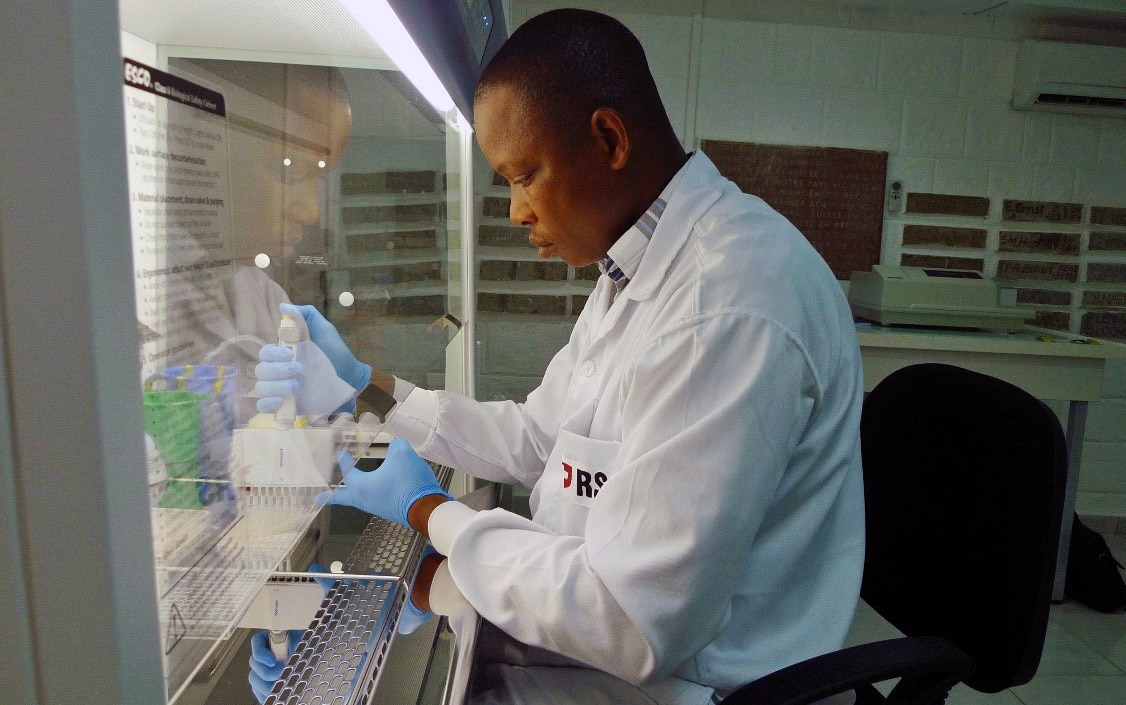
(398, 545, 439, 635)
(326, 439, 452, 529)
(246, 564, 331, 703)
(281, 302, 372, 392)
(254, 344, 302, 414)
(399, 594, 433, 635)
(248, 628, 303, 703)
(307, 562, 334, 592)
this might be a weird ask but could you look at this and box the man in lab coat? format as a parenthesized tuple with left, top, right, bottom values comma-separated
(260, 8, 865, 704)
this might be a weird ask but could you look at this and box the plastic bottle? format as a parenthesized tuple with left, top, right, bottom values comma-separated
(275, 313, 302, 430)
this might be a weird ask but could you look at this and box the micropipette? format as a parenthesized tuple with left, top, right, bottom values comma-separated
(275, 313, 302, 430)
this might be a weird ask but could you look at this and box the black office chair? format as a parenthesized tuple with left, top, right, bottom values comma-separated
(719, 363, 1068, 705)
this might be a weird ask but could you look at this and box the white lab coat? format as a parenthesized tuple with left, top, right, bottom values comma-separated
(386, 151, 865, 702)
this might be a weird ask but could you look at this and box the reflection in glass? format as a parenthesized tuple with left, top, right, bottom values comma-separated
(126, 56, 461, 702)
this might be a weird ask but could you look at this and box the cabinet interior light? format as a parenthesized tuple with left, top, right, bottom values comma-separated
(340, 0, 459, 116)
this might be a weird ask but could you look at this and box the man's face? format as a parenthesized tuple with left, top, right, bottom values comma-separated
(229, 91, 351, 262)
(474, 84, 625, 268)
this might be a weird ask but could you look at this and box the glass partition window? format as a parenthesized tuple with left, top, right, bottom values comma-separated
(124, 54, 467, 701)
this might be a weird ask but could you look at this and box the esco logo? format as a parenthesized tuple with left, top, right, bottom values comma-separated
(124, 62, 152, 89)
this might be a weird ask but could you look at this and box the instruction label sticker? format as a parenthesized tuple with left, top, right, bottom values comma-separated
(123, 59, 234, 381)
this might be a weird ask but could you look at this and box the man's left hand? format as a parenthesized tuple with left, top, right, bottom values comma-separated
(325, 439, 451, 530)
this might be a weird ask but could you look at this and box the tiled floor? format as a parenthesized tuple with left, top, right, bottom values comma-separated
(846, 531, 1126, 705)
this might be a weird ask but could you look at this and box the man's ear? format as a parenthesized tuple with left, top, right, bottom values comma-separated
(589, 108, 630, 171)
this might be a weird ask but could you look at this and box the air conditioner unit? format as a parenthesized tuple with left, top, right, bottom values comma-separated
(1012, 40, 1126, 117)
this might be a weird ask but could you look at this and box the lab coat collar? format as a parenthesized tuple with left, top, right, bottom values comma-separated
(620, 150, 726, 302)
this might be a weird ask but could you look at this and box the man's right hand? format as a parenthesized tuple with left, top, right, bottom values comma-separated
(248, 629, 302, 703)
(281, 303, 372, 391)
(246, 564, 332, 702)
(255, 303, 376, 414)
(254, 344, 301, 414)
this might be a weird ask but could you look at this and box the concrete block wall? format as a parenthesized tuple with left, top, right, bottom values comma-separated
(330, 134, 452, 388)
(491, 0, 1126, 515)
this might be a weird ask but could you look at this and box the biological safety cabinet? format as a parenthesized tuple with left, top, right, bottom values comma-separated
(0, 1, 503, 703)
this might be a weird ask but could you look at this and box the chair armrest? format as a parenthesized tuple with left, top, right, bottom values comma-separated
(717, 636, 975, 705)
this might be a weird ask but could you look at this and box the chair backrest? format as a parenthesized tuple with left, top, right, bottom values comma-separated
(860, 363, 1067, 694)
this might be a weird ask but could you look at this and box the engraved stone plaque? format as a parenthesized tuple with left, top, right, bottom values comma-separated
(1018, 288, 1072, 306)
(701, 140, 887, 280)
(905, 193, 989, 217)
(1092, 206, 1126, 226)
(1087, 262, 1126, 284)
(1090, 231, 1126, 251)
(1081, 311, 1126, 340)
(1002, 199, 1083, 223)
(483, 197, 510, 218)
(999, 231, 1080, 255)
(901, 254, 983, 271)
(996, 260, 1079, 282)
(1034, 310, 1072, 331)
(902, 225, 987, 248)
(1082, 290, 1126, 308)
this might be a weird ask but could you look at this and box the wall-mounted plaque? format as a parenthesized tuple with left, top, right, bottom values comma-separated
(701, 140, 887, 279)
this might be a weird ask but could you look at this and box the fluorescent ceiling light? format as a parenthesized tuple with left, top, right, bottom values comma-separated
(339, 0, 456, 114)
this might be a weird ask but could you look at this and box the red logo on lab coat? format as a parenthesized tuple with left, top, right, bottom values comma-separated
(562, 462, 607, 498)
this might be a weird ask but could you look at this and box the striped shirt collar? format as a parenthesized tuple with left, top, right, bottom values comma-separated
(598, 157, 690, 289)
(598, 198, 665, 288)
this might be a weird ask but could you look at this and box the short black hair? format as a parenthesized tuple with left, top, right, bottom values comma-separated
(476, 9, 670, 139)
